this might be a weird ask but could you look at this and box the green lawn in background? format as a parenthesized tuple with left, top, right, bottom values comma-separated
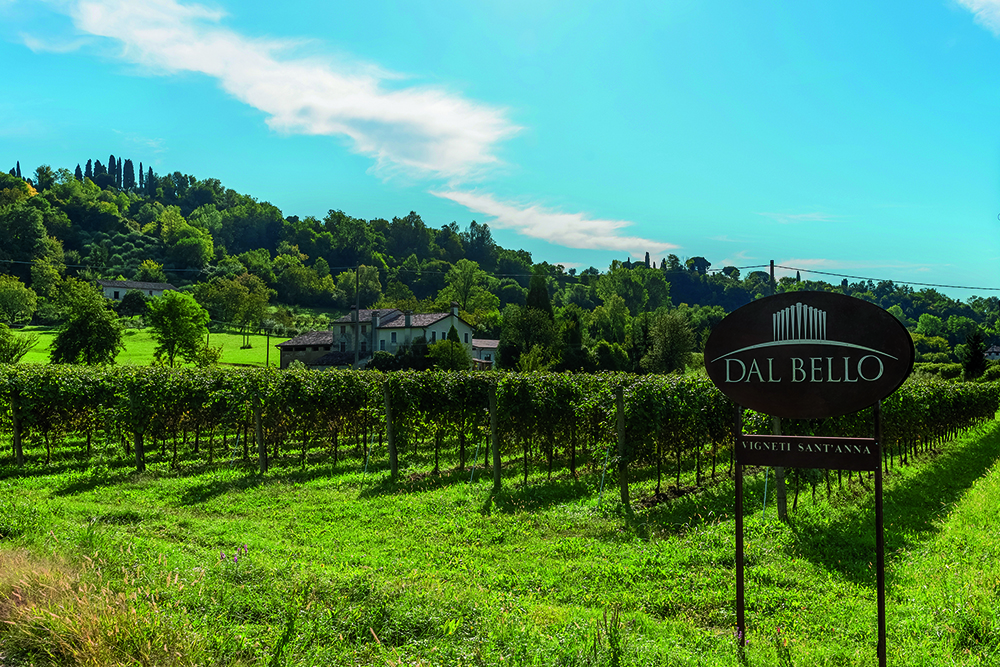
(17, 325, 287, 367)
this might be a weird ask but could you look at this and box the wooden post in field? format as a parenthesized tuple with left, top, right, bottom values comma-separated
(134, 432, 145, 472)
(616, 386, 630, 507)
(254, 392, 266, 473)
(385, 384, 398, 480)
(772, 416, 788, 522)
(11, 399, 23, 466)
(489, 385, 501, 493)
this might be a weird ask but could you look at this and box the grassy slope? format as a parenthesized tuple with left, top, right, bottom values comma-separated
(1, 421, 999, 665)
(19, 325, 282, 367)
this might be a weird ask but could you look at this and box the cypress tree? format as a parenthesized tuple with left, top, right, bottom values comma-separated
(7, 168, 13, 176)
(85, 159, 93, 180)
(123, 159, 135, 190)
(109, 154, 116, 185)
(74, 164, 83, 181)
(15, 161, 21, 179)
(525, 271, 554, 319)
(94, 160, 106, 177)
(139, 162, 144, 190)
(146, 167, 155, 197)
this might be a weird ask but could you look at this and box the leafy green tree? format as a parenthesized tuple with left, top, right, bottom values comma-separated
(50, 278, 124, 364)
(0, 204, 48, 280)
(434, 222, 465, 263)
(336, 265, 382, 308)
(148, 291, 210, 367)
(117, 290, 150, 318)
(596, 266, 648, 316)
(428, 328, 471, 370)
(134, 259, 168, 283)
(498, 304, 560, 368)
(33, 165, 56, 192)
(461, 220, 498, 271)
(443, 259, 486, 311)
(916, 313, 945, 338)
(589, 294, 631, 346)
(640, 309, 695, 374)
(0, 172, 34, 207)
(385, 211, 433, 261)
(0, 275, 38, 324)
(0, 322, 38, 363)
(29, 259, 62, 300)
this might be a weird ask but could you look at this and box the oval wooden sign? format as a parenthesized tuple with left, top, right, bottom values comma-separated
(704, 292, 914, 418)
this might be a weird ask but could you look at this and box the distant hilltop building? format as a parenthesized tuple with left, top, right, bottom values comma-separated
(96, 280, 176, 301)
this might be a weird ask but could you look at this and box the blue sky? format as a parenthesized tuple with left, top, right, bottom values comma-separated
(1, 0, 998, 297)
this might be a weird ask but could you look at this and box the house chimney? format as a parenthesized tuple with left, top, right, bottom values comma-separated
(372, 310, 379, 329)
(404, 310, 412, 328)
(350, 305, 357, 322)
(450, 301, 459, 317)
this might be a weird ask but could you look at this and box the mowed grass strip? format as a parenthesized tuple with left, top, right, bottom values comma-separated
(1, 419, 999, 665)
(18, 325, 282, 367)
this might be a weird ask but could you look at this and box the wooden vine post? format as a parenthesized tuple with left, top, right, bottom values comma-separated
(11, 392, 23, 466)
(616, 385, 630, 507)
(384, 384, 397, 481)
(254, 392, 266, 474)
(772, 416, 788, 522)
(489, 384, 501, 493)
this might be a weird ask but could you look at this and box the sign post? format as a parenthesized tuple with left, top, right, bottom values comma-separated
(705, 293, 914, 667)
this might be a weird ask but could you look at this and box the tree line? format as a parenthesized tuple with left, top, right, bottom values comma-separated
(1, 157, 998, 377)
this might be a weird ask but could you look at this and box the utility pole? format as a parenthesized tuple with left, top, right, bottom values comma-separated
(354, 265, 360, 368)
(770, 259, 788, 522)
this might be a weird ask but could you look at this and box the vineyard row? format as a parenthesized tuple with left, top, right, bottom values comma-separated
(1, 367, 997, 500)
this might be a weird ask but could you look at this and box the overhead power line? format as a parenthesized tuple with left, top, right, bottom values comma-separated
(773, 264, 1000, 293)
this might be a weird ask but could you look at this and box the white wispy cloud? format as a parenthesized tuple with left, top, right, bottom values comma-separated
(957, 0, 1000, 35)
(432, 190, 678, 255)
(756, 211, 839, 225)
(20, 33, 93, 53)
(53, 0, 518, 180)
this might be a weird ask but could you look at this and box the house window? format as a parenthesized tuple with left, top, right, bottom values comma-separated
(464, 332, 469, 343)
(313, 346, 320, 351)
(360, 341, 367, 353)
(340, 326, 346, 334)
(391, 332, 397, 343)
(361, 325, 367, 334)
(431, 331, 437, 342)
(485, 354, 492, 361)
(380, 340, 386, 351)
(340, 342, 346, 352)
(148, 291, 153, 296)
(324, 346, 331, 351)
(113, 291, 120, 300)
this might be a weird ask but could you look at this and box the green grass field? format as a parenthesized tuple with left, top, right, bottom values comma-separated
(18, 325, 283, 367)
(1, 420, 999, 665)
